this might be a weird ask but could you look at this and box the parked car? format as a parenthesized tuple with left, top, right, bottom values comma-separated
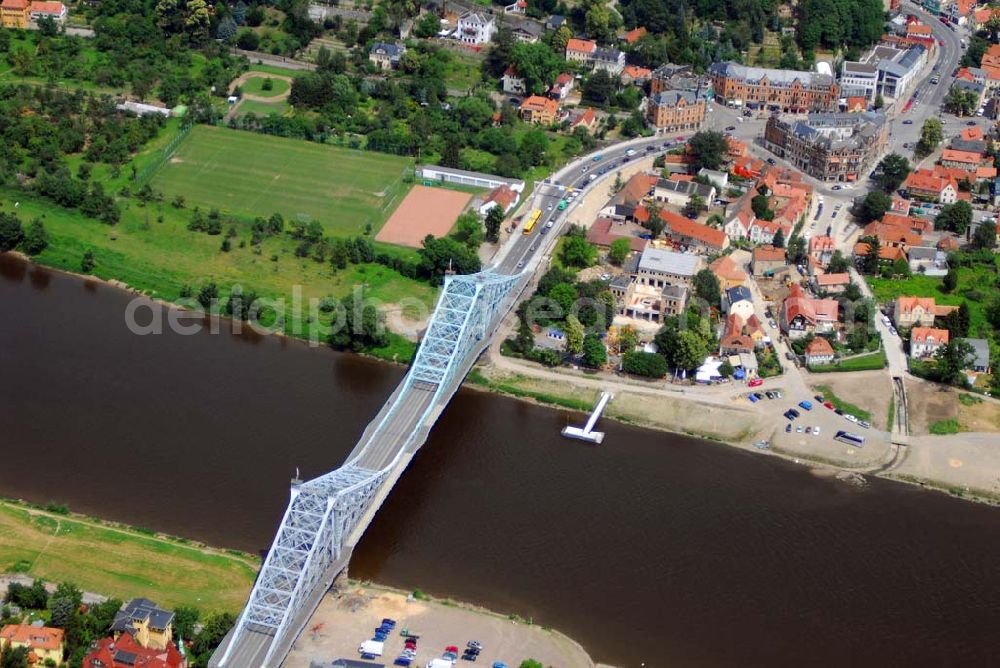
(766, 157, 776, 165)
(749, 378, 764, 387)
(799, 400, 813, 411)
(814, 394, 824, 403)
(903, 119, 913, 124)
(786, 423, 792, 432)
(823, 401, 835, 410)
(748, 394, 759, 403)
(859, 420, 871, 429)
(725, 125, 736, 131)
(812, 426, 821, 436)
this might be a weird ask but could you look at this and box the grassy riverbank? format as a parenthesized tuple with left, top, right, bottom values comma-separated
(0, 500, 256, 612)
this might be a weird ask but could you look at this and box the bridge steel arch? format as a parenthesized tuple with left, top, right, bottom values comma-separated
(216, 269, 524, 668)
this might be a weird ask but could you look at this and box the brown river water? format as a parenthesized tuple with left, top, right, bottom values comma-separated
(2, 254, 999, 667)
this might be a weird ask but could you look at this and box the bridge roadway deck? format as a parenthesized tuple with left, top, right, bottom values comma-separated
(212, 173, 599, 667)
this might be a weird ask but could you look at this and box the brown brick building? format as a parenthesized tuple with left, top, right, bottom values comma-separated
(762, 112, 889, 183)
(708, 62, 839, 113)
(646, 90, 705, 131)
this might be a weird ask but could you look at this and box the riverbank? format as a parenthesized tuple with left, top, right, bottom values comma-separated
(285, 581, 597, 668)
(0, 497, 257, 612)
(469, 360, 1000, 507)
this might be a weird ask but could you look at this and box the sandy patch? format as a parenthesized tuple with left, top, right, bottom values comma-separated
(958, 396, 1000, 432)
(905, 376, 959, 435)
(375, 185, 472, 248)
(807, 369, 891, 430)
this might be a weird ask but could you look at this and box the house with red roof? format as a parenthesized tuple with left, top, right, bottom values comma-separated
(880, 212, 932, 235)
(748, 219, 789, 246)
(863, 220, 923, 250)
(479, 184, 518, 215)
(659, 210, 730, 252)
(710, 255, 748, 290)
(940, 148, 986, 173)
(750, 245, 786, 276)
(894, 296, 937, 328)
(780, 283, 839, 339)
(719, 313, 757, 355)
(804, 336, 835, 366)
(83, 633, 186, 668)
(809, 235, 835, 266)
(548, 72, 574, 100)
(902, 168, 958, 203)
(586, 217, 649, 253)
(813, 272, 850, 294)
(890, 196, 912, 215)
(621, 26, 647, 44)
(565, 38, 597, 63)
(0, 624, 64, 665)
(569, 106, 597, 134)
(910, 327, 949, 359)
(621, 65, 652, 85)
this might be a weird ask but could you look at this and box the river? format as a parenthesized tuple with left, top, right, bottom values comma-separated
(2, 254, 1000, 667)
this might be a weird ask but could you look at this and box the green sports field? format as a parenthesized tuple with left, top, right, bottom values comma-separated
(153, 125, 413, 236)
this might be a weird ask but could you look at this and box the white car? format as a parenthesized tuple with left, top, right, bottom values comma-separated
(812, 426, 821, 436)
(845, 415, 858, 424)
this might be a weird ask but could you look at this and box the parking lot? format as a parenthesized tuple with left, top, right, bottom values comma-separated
(286, 584, 593, 668)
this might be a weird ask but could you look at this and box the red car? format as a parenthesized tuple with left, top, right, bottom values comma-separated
(824, 401, 835, 410)
(675, 136, 685, 142)
(748, 378, 764, 388)
(939, 39, 945, 46)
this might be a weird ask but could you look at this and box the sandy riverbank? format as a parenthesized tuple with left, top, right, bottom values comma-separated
(285, 581, 596, 668)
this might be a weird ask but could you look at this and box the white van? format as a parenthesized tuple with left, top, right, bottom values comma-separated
(359, 640, 384, 656)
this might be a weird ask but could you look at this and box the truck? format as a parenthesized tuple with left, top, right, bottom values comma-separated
(359, 640, 384, 657)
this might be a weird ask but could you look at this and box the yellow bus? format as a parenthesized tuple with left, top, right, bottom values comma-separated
(523, 209, 542, 235)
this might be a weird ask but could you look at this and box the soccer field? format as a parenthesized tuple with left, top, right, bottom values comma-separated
(153, 126, 413, 236)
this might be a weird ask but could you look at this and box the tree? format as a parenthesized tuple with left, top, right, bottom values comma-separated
(692, 268, 721, 308)
(329, 291, 389, 352)
(413, 12, 441, 38)
(618, 325, 638, 354)
(860, 236, 881, 275)
(916, 118, 943, 157)
(441, 139, 462, 168)
(173, 606, 201, 640)
(772, 228, 785, 249)
(970, 221, 997, 250)
(548, 282, 577, 316)
(564, 314, 584, 354)
(828, 250, 849, 273)
(450, 211, 484, 250)
(0, 212, 24, 252)
(719, 358, 735, 378)
(935, 200, 973, 235)
(0, 645, 28, 668)
(608, 238, 630, 265)
(518, 129, 549, 167)
(672, 329, 707, 372)
(684, 193, 705, 218)
(934, 339, 974, 385)
(582, 70, 615, 105)
(944, 85, 978, 116)
(687, 131, 729, 171)
(786, 235, 807, 264)
(622, 350, 668, 377)
(585, 4, 614, 42)
(751, 193, 773, 220)
(581, 332, 607, 368)
(81, 249, 96, 273)
(509, 41, 563, 95)
(942, 266, 958, 293)
(484, 206, 503, 243)
(858, 190, 892, 224)
(560, 236, 596, 268)
(890, 257, 910, 277)
(48, 596, 76, 629)
(873, 93, 884, 109)
(942, 301, 971, 337)
(875, 153, 910, 193)
(216, 15, 238, 42)
(21, 219, 49, 256)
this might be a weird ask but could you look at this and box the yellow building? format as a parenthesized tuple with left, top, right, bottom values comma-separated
(0, 624, 65, 665)
(112, 598, 175, 650)
(1, 0, 29, 28)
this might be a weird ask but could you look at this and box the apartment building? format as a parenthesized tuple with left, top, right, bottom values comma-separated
(762, 112, 889, 182)
(708, 62, 839, 112)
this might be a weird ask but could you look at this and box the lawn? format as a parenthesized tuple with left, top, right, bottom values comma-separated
(4, 185, 435, 355)
(868, 258, 1000, 337)
(809, 349, 887, 373)
(240, 74, 291, 97)
(236, 98, 291, 117)
(814, 384, 872, 421)
(0, 501, 256, 613)
(153, 125, 414, 237)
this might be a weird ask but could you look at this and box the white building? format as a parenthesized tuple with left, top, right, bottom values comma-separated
(501, 67, 526, 94)
(652, 178, 716, 208)
(840, 61, 879, 103)
(456, 11, 496, 45)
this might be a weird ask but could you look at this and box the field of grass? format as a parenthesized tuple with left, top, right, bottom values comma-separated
(868, 259, 1000, 337)
(153, 125, 414, 237)
(814, 384, 872, 421)
(929, 418, 961, 434)
(240, 74, 290, 98)
(0, 501, 255, 613)
(237, 98, 291, 117)
(808, 349, 887, 373)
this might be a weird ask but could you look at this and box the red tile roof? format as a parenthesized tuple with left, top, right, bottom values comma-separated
(484, 184, 516, 211)
(897, 296, 936, 315)
(566, 38, 596, 54)
(911, 327, 949, 345)
(816, 272, 849, 286)
(0, 625, 64, 651)
(752, 245, 785, 263)
(809, 235, 835, 254)
(660, 211, 727, 249)
(83, 634, 185, 668)
(710, 255, 747, 283)
(941, 148, 983, 165)
(961, 126, 985, 141)
(854, 242, 906, 261)
(622, 27, 647, 43)
(621, 65, 652, 80)
(29, 1, 65, 12)
(586, 217, 648, 252)
(1, 0, 29, 9)
(805, 337, 834, 356)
